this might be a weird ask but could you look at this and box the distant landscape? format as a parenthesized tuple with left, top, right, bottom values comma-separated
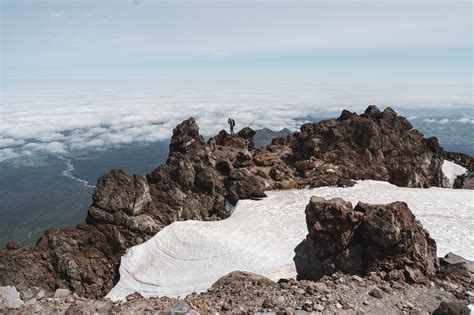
(0, 114, 472, 246)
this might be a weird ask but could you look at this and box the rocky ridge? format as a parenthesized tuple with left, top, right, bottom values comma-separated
(0, 106, 470, 301)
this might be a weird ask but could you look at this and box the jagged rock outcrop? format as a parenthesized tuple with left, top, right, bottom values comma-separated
(286, 106, 446, 188)
(445, 151, 474, 170)
(0, 106, 464, 298)
(295, 197, 438, 283)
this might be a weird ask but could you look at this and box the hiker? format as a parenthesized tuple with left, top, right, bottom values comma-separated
(227, 118, 235, 135)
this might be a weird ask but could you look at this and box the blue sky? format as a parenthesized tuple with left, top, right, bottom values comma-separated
(0, 0, 473, 161)
(2, 0, 472, 85)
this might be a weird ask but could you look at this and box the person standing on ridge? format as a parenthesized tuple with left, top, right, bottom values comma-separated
(228, 117, 236, 135)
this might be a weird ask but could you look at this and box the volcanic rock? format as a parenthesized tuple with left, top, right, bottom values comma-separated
(453, 173, 474, 190)
(438, 252, 474, 284)
(432, 301, 470, 315)
(295, 197, 438, 283)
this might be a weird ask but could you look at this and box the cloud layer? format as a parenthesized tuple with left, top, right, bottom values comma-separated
(1, 81, 473, 163)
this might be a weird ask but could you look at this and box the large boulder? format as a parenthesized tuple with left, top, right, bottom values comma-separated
(89, 170, 151, 217)
(295, 197, 438, 283)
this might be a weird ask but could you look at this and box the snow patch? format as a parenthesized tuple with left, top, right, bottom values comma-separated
(442, 160, 467, 186)
(107, 181, 474, 301)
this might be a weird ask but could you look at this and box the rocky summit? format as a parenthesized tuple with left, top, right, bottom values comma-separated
(0, 106, 471, 308)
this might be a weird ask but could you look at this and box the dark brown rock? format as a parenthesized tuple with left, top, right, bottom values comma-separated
(211, 271, 276, 288)
(432, 301, 470, 315)
(438, 252, 474, 284)
(453, 173, 474, 190)
(295, 197, 438, 283)
(290, 105, 446, 188)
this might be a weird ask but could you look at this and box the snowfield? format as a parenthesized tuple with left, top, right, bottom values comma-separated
(107, 179, 474, 301)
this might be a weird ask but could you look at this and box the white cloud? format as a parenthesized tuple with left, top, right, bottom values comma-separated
(0, 137, 25, 148)
(457, 117, 474, 124)
(0, 148, 21, 161)
(23, 141, 67, 155)
(0, 82, 472, 162)
(423, 118, 450, 124)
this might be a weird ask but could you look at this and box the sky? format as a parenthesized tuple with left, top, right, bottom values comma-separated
(0, 0, 473, 162)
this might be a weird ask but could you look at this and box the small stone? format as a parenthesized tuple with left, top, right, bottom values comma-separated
(368, 286, 383, 299)
(303, 303, 313, 311)
(368, 272, 380, 281)
(292, 287, 306, 295)
(24, 298, 36, 306)
(447, 283, 459, 290)
(93, 298, 113, 313)
(363, 301, 369, 306)
(275, 296, 286, 305)
(353, 275, 364, 282)
(221, 303, 231, 311)
(54, 288, 71, 299)
(336, 303, 343, 309)
(36, 289, 45, 300)
(262, 298, 275, 308)
(125, 292, 143, 301)
(65, 295, 75, 304)
(405, 301, 414, 309)
(314, 304, 325, 311)
(313, 282, 330, 293)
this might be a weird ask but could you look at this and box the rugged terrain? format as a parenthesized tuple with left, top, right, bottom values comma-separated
(1, 197, 472, 314)
(0, 105, 472, 313)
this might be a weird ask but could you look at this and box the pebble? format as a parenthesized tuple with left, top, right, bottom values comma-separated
(368, 286, 384, 299)
(314, 304, 325, 311)
(262, 298, 274, 308)
(313, 282, 330, 293)
(53, 288, 71, 299)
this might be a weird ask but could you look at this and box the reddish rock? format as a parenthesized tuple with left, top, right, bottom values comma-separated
(295, 197, 438, 283)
